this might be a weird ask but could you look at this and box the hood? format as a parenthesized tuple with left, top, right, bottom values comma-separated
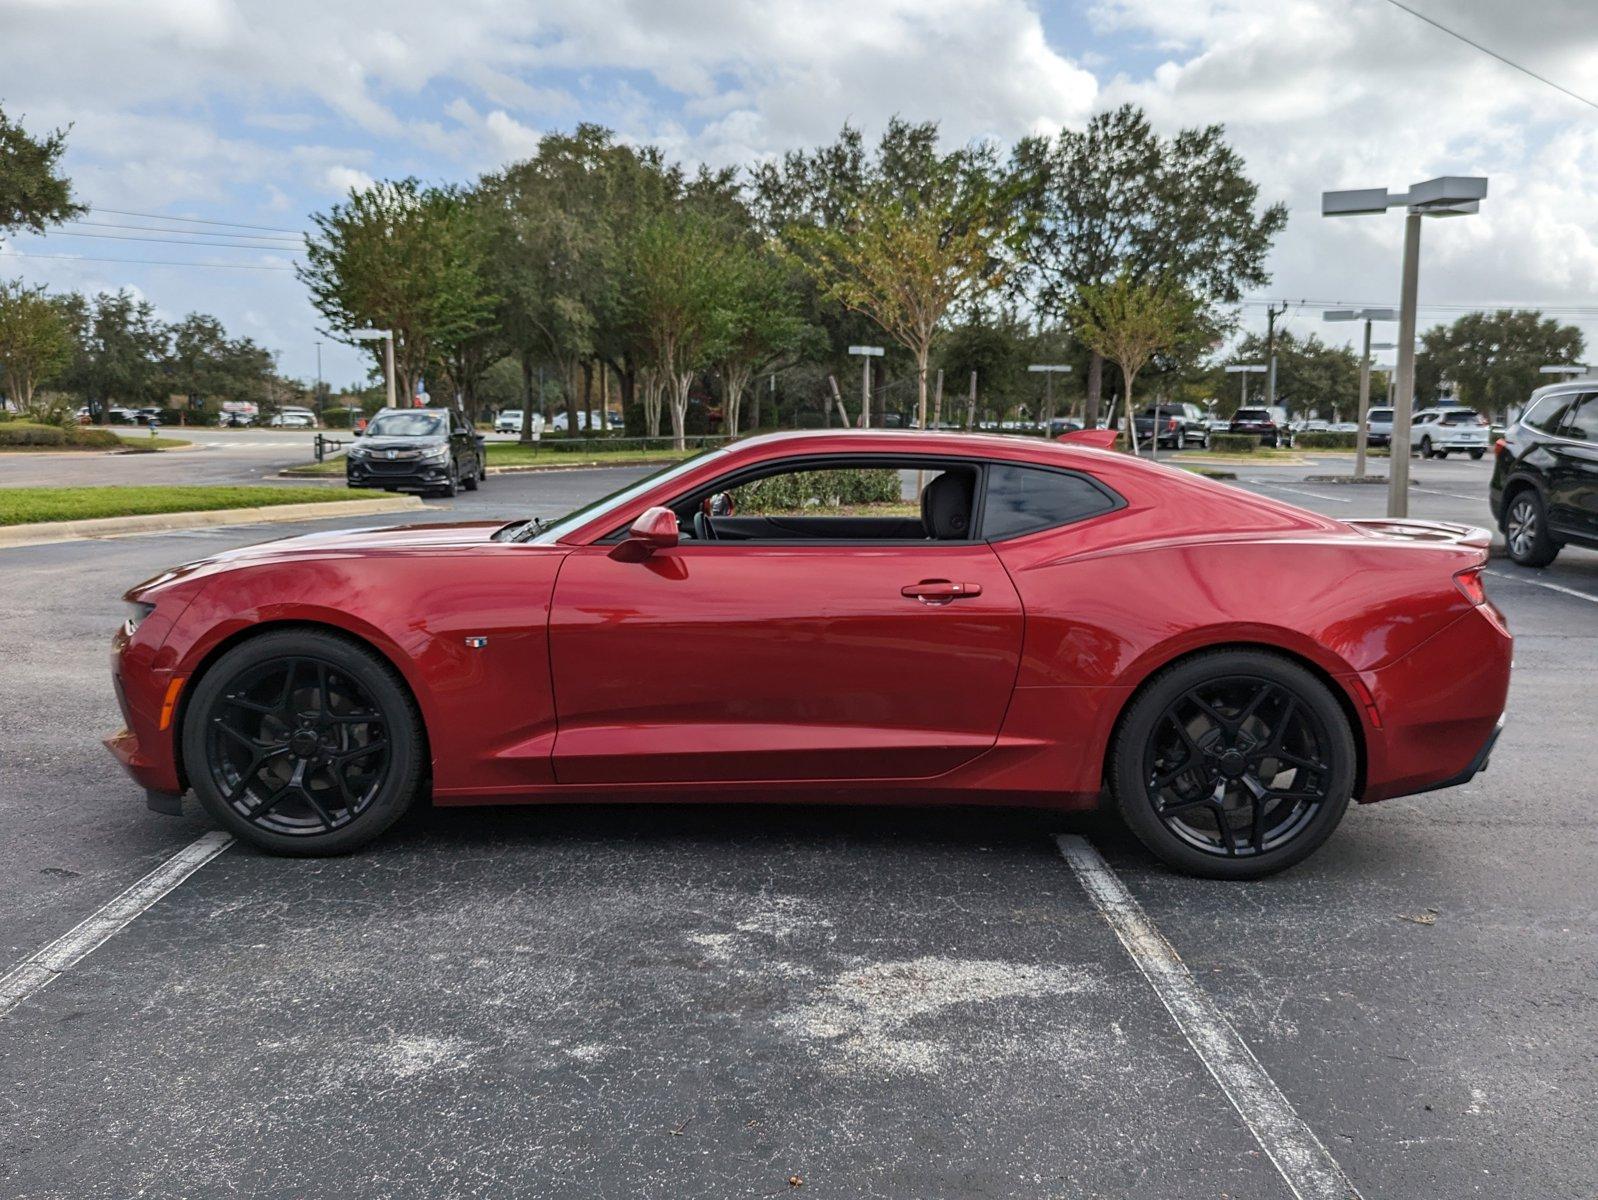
(352, 435, 447, 452)
(126, 521, 526, 600)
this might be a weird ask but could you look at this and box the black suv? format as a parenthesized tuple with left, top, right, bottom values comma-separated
(1489, 383, 1598, 566)
(1228, 405, 1293, 448)
(1133, 402, 1210, 450)
(346, 407, 486, 498)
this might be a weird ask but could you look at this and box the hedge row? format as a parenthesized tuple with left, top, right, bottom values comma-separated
(735, 468, 901, 510)
(1207, 433, 1259, 453)
(0, 422, 121, 449)
(1295, 431, 1359, 449)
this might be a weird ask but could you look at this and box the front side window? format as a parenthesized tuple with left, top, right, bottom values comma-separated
(981, 463, 1118, 540)
(683, 461, 973, 542)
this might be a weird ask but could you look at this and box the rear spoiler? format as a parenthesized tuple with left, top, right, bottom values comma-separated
(1344, 518, 1491, 553)
(1056, 429, 1120, 450)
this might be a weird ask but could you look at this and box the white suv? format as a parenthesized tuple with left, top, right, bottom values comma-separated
(494, 410, 544, 438)
(1410, 407, 1490, 459)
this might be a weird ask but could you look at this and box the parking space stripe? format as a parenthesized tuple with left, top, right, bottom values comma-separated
(0, 831, 232, 1017)
(1057, 835, 1360, 1200)
(1484, 568, 1598, 606)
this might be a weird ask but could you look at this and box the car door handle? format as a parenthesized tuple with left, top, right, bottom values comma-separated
(901, 580, 982, 603)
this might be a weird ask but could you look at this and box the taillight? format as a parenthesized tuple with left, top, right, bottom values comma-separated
(1167, 418, 1178, 432)
(1493, 438, 1508, 459)
(1455, 566, 1487, 606)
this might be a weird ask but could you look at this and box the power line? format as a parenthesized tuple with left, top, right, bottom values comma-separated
(91, 206, 307, 235)
(34, 229, 304, 253)
(0, 250, 298, 272)
(1242, 298, 1598, 315)
(64, 219, 304, 245)
(1379, 0, 1598, 113)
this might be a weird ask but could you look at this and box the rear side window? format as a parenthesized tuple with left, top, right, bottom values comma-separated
(1558, 393, 1598, 442)
(1523, 393, 1574, 433)
(982, 464, 1117, 540)
(1442, 410, 1483, 425)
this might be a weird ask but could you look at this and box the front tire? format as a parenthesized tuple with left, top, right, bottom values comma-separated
(182, 630, 424, 856)
(1110, 650, 1356, 879)
(1420, 436, 1434, 458)
(1504, 489, 1560, 567)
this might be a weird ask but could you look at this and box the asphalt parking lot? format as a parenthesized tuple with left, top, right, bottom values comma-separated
(1, 454, 1594, 1199)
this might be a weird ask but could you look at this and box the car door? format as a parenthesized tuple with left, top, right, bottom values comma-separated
(1548, 392, 1598, 538)
(545, 460, 1025, 785)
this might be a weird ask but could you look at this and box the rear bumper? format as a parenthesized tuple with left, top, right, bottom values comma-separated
(1355, 603, 1513, 802)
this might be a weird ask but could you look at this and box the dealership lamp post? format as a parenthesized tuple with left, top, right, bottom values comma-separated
(847, 344, 883, 428)
(1027, 364, 1071, 428)
(350, 328, 397, 410)
(1325, 308, 1397, 479)
(1322, 176, 1487, 518)
(1224, 363, 1267, 410)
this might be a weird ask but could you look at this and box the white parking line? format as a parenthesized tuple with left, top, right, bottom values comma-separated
(1251, 482, 1351, 505)
(0, 831, 232, 1017)
(1057, 835, 1361, 1200)
(1411, 486, 1486, 503)
(1484, 568, 1598, 606)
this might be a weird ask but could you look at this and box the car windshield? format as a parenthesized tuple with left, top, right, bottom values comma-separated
(366, 412, 445, 438)
(506, 447, 726, 544)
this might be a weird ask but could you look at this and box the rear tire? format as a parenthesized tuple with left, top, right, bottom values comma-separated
(1110, 650, 1356, 880)
(1503, 489, 1560, 567)
(1469, 449, 1485, 460)
(182, 629, 424, 856)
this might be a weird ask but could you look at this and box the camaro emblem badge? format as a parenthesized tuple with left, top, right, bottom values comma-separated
(464, 636, 488, 649)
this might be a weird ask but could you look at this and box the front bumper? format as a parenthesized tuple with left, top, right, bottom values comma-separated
(346, 457, 452, 490)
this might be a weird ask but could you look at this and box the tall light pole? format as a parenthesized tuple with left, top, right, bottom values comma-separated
(1027, 364, 1071, 427)
(313, 340, 325, 425)
(847, 345, 883, 428)
(1325, 308, 1397, 479)
(349, 329, 396, 409)
(1323, 176, 1487, 517)
(1224, 363, 1267, 410)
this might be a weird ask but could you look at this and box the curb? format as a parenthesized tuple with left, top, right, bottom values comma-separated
(0, 495, 425, 550)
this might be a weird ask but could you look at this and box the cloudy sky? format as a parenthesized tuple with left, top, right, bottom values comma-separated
(2, 0, 1595, 385)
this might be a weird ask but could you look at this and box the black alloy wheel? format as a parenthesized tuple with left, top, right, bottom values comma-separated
(1111, 650, 1355, 879)
(183, 630, 423, 855)
(439, 462, 459, 498)
(1504, 489, 1560, 567)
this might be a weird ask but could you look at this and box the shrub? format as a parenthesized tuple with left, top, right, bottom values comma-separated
(736, 468, 902, 510)
(322, 408, 356, 429)
(1208, 433, 1258, 453)
(0, 422, 69, 446)
(1296, 431, 1358, 450)
(73, 427, 121, 448)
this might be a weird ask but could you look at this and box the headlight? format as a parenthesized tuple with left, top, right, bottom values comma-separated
(346, 443, 369, 459)
(420, 445, 450, 463)
(125, 600, 155, 636)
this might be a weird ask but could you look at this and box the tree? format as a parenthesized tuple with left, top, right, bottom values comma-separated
(0, 279, 74, 415)
(1071, 274, 1202, 453)
(627, 206, 735, 450)
(713, 248, 814, 435)
(785, 129, 1021, 430)
(1014, 105, 1287, 424)
(165, 313, 273, 412)
(300, 179, 497, 406)
(58, 289, 168, 411)
(0, 107, 85, 234)
(1416, 310, 1585, 418)
(1208, 330, 1361, 419)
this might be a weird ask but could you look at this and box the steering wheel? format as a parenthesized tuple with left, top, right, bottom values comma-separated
(693, 510, 718, 541)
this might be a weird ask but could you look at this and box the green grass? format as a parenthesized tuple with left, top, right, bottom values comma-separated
(281, 440, 697, 477)
(0, 486, 379, 526)
(115, 433, 192, 452)
(1171, 446, 1304, 461)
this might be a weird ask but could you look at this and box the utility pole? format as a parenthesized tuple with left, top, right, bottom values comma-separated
(314, 341, 324, 424)
(1264, 301, 1287, 415)
(966, 371, 978, 430)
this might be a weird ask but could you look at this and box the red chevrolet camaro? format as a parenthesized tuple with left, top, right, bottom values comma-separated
(108, 430, 1511, 878)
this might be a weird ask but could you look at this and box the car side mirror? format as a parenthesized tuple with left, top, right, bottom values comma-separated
(609, 506, 679, 562)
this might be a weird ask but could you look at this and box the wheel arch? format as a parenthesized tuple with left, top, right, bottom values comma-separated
(1098, 640, 1368, 801)
(170, 618, 432, 794)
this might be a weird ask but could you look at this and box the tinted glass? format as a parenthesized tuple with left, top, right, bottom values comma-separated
(1442, 409, 1484, 425)
(367, 412, 445, 438)
(982, 464, 1116, 539)
(1559, 393, 1598, 442)
(1523, 394, 1574, 433)
(1233, 408, 1271, 421)
(1368, 408, 1393, 421)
